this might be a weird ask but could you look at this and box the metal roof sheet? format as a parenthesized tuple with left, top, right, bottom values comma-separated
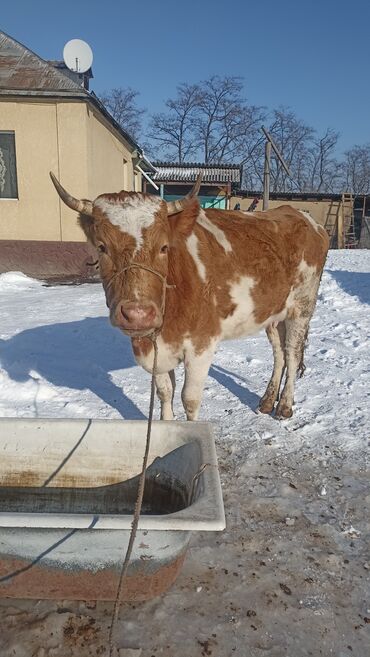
(153, 162, 242, 184)
(0, 31, 86, 92)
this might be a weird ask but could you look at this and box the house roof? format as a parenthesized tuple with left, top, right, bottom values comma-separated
(0, 30, 156, 174)
(0, 31, 86, 93)
(47, 60, 93, 89)
(152, 162, 242, 184)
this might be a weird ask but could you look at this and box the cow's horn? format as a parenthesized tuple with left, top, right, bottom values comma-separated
(50, 172, 93, 215)
(186, 171, 203, 199)
(167, 171, 203, 216)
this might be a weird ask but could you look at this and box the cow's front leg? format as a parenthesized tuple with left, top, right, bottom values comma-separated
(182, 345, 215, 421)
(155, 370, 176, 420)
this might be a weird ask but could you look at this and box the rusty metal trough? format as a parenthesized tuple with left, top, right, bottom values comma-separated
(0, 418, 225, 601)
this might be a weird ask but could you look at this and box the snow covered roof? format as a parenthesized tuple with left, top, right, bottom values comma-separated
(152, 163, 242, 185)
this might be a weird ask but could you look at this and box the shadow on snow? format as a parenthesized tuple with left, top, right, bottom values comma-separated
(0, 317, 264, 418)
(209, 364, 260, 411)
(327, 269, 370, 305)
(0, 316, 146, 419)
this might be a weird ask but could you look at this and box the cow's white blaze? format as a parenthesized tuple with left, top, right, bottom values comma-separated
(186, 233, 206, 281)
(197, 210, 233, 253)
(94, 195, 162, 252)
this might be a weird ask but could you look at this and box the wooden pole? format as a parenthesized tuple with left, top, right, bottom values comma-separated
(261, 126, 291, 177)
(227, 181, 231, 209)
(263, 140, 271, 211)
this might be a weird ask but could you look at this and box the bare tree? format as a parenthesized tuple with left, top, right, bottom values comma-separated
(241, 108, 312, 191)
(268, 108, 315, 192)
(148, 83, 200, 162)
(340, 144, 370, 194)
(99, 87, 145, 141)
(243, 110, 342, 193)
(307, 128, 340, 192)
(194, 76, 265, 163)
(148, 76, 265, 165)
(147, 80, 345, 194)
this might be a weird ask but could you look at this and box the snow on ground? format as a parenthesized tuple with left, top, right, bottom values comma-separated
(0, 250, 369, 657)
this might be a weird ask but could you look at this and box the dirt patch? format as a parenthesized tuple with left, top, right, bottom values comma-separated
(1, 438, 368, 657)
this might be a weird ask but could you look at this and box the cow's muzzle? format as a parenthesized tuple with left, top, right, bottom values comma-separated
(107, 263, 174, 338)
(115, 301, 163, 337)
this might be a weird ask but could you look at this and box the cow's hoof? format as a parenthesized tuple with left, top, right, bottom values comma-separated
(258, 399, 274, 414)
(275, 403, 293, 419)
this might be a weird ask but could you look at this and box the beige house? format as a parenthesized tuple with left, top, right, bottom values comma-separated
(0, 30, 156, 279)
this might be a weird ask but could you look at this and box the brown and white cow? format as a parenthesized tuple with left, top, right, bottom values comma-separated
(50, 172, 329, 420)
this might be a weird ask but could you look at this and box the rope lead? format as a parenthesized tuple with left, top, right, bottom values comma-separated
(108, 336, 158, 657)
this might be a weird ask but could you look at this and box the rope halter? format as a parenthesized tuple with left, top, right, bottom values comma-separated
(106, 262, 176, 337)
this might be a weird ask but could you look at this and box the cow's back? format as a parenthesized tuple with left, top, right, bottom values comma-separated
(204, 205, 328, 270)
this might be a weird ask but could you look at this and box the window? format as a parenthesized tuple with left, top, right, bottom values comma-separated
(0, 132, 18, 199)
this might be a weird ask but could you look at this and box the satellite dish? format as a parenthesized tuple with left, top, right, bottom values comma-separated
(63, 39, 93, 73)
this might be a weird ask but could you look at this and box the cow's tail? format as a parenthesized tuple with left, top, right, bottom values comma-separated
(298, 328, 309, 378)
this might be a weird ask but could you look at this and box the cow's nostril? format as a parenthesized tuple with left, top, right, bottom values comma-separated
(146, 306, 155, 321)
(120, 306, 130, 321)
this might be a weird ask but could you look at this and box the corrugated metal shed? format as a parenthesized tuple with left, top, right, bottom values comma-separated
(153, 162, 242, 184)
(0, 31, 85, 93)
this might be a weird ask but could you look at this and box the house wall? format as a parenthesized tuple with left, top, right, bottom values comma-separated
(55, 101, 90, 242)
(86, 105, 136, 200)
(0, 98, 140, 243)
(0, 99, 61, 241)
(0, 97, 142, 278)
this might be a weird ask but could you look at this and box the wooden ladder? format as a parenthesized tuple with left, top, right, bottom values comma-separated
(324, 199, 341, 247)
(341, 193, 357, 248)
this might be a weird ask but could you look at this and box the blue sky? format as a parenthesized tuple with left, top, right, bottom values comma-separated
(2, 0, 369, 154)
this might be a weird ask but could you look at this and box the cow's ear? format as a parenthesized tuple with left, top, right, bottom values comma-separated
(168, 199, 200, 238)
(78, 213, 97, 243)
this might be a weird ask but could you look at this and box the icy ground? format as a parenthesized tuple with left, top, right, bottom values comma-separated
(0, 250, 369, 657)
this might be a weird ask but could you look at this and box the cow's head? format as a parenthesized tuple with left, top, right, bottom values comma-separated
(50, 172, 201, 338)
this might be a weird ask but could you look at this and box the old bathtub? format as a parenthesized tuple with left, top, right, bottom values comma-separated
(0, 419, 225, 601)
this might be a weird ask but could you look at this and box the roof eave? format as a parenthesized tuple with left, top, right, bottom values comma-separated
(0, 88, 87, 98)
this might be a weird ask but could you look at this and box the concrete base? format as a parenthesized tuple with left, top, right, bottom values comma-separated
(0, 240, 99, 281)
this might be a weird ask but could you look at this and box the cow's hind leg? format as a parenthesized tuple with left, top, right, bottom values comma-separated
(259, 322, 286, 414)
(275, 316, 309, 418)
(155, 370, 176, 420)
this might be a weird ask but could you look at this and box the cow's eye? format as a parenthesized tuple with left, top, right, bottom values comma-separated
(98, 244, 107, 254)
(160, 244, 169, 254)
